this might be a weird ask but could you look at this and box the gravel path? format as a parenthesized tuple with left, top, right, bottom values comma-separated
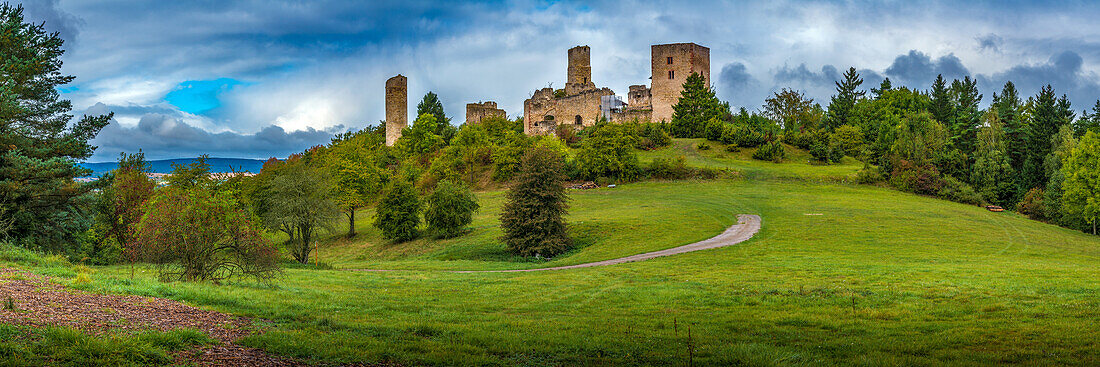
(0, 268, 308, 366)
(355, 214, 761, 273)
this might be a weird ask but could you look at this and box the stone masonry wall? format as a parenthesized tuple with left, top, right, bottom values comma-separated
(565, 45, 595, 95)
(650, 43, 710, 122)
(465, 101, 506, 124)
(385, 74, 407, 146)
(524, 87, 614, 135)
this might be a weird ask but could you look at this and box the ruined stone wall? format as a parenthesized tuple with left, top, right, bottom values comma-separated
(565, 45, 595, 95)
(628, 84, 652, 109)
(465, 101, 506, 124)
(610, 108, 652, 123)
(524, 87, 614, 135)
(650, 43, 710, 122)
(385, 74, 407, 146)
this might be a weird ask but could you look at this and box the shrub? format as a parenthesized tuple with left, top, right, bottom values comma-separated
(720, 124, 766, 147)
(809, 133, 843, 163)
(832, 125, 865, 157)
(647, 156, 693, 180)
(500, 146, 572, 257)
(575, 124, 640, 181)
(889, 160, 944, 196)
(424, 180, 480, 238)
(374, 180, 422, 242)
(695, 142, 711, 150)
(752, 141, 786, 162)
(782, 129, 816, 150)
(1017, 187, 1047, 220)
(856, 165, 886, 184)
(638, 123, 672, 149)
(724, 144, 740, 153)
(132, 188, 280, 283)
(938, 176, 983, 205)
(704, 118, 725, 141)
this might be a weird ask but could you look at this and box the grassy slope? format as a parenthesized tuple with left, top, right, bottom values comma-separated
(8, 139, 1100, 365)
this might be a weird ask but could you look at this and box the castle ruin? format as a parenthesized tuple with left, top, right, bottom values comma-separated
(385, 74, 407, 146)
(465, 101, 506, 124)
(522, 42, 710, 135)
(523, 46, 617, 135)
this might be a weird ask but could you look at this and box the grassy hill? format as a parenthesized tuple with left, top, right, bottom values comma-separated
(8, 139, 1100, 365)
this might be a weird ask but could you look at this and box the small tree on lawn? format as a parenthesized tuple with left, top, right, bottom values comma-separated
(375, 180, 421, 242)
(424, 180, 479, 238)
(133, 178, 280, 283)
(500, 146, 572, 257)
(261, 159, 340, 264)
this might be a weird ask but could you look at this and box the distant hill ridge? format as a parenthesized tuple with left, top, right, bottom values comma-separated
(79, 157, 268, 176)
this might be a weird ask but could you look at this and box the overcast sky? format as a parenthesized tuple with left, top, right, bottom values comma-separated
(18, 0, 1100, 161)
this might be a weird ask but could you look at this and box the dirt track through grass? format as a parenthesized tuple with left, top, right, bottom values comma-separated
(351, 214, 761, 273)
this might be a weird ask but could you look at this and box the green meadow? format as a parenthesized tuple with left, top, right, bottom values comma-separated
(6, 140, 1100, 365)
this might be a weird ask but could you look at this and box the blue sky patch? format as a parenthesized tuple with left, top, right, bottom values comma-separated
(164, 78, 246, 114)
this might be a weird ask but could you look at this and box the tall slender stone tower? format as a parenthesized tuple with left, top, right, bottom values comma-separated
(650, 43, 710, 122)
(565, 46, 594, 95)
(385, 74, 407, 146)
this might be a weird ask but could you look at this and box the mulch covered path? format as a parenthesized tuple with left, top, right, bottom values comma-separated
(0, 267, 309, 366)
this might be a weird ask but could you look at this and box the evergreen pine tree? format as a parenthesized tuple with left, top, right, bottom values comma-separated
(993, 82, 1025, 205)
(500, 146, 571, 257)
(871, 77, 893, 98)
(824, 67, 865, 130)
(416, 92, 456, 142)
(670, 72, 724, 138)
(949, 76, 982, 160)
(0, 4, 112, 250)
(1022, 85, 1067, 192)
(1077, 100, 1100, 137)
(929, 74, 953, 126)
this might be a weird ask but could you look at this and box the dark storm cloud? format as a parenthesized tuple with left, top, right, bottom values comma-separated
(19, 0, 83, 47)
(977, 34, 1003, 53)
(884, 50, 970, 88)
(775, 64, 841, 87)
(977, 51, 1100, 108)
(85, 104, 342, 160)
(718, 62, 765, 108)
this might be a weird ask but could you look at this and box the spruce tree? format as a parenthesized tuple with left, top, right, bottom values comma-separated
(1022, 85, 1067, 192)
(500, 146, 571, 257)
(824, 67, 865, 130)
(993, 82, 1025, 205)
(416, 91, 456, 142)
(1077, 100, 1100, 137)
(949, 76, 982, 160)
(929, 74, 953, 126)
(871, 77, 893, 98)
(670, 72, 723, 138)
(0, 4, 112, 250)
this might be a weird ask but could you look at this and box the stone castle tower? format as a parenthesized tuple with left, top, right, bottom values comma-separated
(385, 74, 407, 146)
(650, 43, 710, 122)
(565, 45, 595, 95)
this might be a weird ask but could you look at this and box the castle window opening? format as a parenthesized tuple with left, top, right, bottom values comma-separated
(668, 70, 674, 79)
(575, 115, 582, 125)
(667, 56, 673, 64)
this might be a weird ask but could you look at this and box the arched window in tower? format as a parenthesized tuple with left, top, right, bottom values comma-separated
(575, 115, 582, 125)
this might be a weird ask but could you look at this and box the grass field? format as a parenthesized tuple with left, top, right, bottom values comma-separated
(5, 139, 1100, 365)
